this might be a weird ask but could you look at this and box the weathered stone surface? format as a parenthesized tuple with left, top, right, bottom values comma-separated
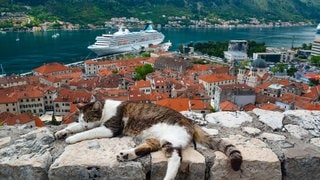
(284, 124, 309, 140)
(202, 127, 219, 136)
(206, 111, 252, 128)
(282, 142, 320, 180)
(242, 127, 261, 136)
(0, 136, 10, 148)
(151, 147, 206, 180)
(283, 110, 320, 137)
(259, 132, 286, 141)
(210, 135, 281, 180)
(0, 127, 54, 180)
(49, 137, 146, 180)
(253, 108, 283, 130)
(310, 138, 320, 148)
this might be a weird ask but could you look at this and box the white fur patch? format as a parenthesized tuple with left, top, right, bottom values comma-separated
(101, 100, 122, 123)
(65, 126, 114, 144)
(163, 150, 181, 180)
(141, 123, 191, 148)
(122, 117, 129, 126)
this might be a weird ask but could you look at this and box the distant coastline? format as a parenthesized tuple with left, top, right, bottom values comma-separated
(0, 17, 314, 33)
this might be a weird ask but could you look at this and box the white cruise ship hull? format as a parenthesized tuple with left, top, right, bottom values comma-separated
(88, 24, 165, 56)
(88, 38, 164, 56)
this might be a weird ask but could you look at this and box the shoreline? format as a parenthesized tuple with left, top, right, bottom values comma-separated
(0, 23, 315, 33)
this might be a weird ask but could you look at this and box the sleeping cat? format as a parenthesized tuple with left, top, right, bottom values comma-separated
(55, 99, 242, 180)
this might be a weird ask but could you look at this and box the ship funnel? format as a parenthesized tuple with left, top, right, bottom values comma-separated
(144, 23, 153, 31)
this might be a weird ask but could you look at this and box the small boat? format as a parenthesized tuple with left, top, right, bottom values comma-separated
(52, 33, 60, 38)
(317, 23, 320, 34)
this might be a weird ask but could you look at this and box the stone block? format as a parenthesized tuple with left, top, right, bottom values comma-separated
(210, 135, 282, 180)
(49, 137, 146, 180)
(282, 143, 320, 180)
(0, 127, 54, 180)
(151, 147, 206, 180)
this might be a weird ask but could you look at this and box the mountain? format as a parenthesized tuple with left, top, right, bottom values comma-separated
(1, 0, 320, 25)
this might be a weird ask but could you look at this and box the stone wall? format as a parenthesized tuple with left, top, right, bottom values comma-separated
(0, 109, 319, 180)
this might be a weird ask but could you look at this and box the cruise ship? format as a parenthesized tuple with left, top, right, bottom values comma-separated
(88, 24, 165, 56)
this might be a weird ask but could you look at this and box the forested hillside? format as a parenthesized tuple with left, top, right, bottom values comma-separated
(1, 0, 319, 25)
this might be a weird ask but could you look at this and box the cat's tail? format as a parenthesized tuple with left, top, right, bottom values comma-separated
(193, 124, 242, 171)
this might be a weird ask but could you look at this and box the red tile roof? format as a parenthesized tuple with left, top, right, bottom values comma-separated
(33, 62, 69, 75)
(0, 112, 34, 125)
(135, 80, 151, 88)
(156, 98, 189, 112)
(220, 100, 239, 111)
(259, 103, 281, 111)
(302, 86, 319, 100)
(199, 74, 236, 83)
(54, 88, 92, 103)
(242, 103, 256, 111)
(34, 116, 45, 127)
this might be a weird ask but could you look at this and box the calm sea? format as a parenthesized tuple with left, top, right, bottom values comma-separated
(0, 26, 319, 75)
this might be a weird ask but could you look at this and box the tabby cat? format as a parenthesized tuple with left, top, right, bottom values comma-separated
(55, 99, 242, 180)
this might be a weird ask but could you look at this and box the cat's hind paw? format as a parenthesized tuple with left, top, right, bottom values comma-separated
(116, 149, 137, 162)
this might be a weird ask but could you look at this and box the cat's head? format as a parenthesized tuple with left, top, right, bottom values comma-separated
(77, 101, 103, 123)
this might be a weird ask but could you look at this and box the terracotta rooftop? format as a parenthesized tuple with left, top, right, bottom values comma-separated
(33, 62, 69, 75)
(156, 98, 190, 112)
(0, 112, 34, 126)
(259, 103, 282, 111)
(220, 100, 239, 111)
(199, 74, 236, 83)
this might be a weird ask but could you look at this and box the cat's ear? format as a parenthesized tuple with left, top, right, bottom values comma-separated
(93, 101, 102, 111)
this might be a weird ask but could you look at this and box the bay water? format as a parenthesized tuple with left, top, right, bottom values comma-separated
(0, 26, 319, 75)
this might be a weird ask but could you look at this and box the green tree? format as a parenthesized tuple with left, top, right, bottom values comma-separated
(247, 41, 266, 57)
(134, 64, 154, 80)
(270, 66, 279, 73)
(141, 52, 151, 58)
(301, 43, 312, 50)
(309, 78, 319, 86)
(50, 113, 60, 126)
(287, 66, 297, 77)
(178, 44, 184, 53)
(278, 63, 286, 73)
(310, 56, 320, 67)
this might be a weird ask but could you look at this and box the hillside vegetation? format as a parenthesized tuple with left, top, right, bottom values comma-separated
(1, 0, 320, 25)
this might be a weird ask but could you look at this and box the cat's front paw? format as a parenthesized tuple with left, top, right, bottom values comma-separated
(116, 149, 137, 162)
(55, 129, 68, 139)
(65, 136, 79, 144)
